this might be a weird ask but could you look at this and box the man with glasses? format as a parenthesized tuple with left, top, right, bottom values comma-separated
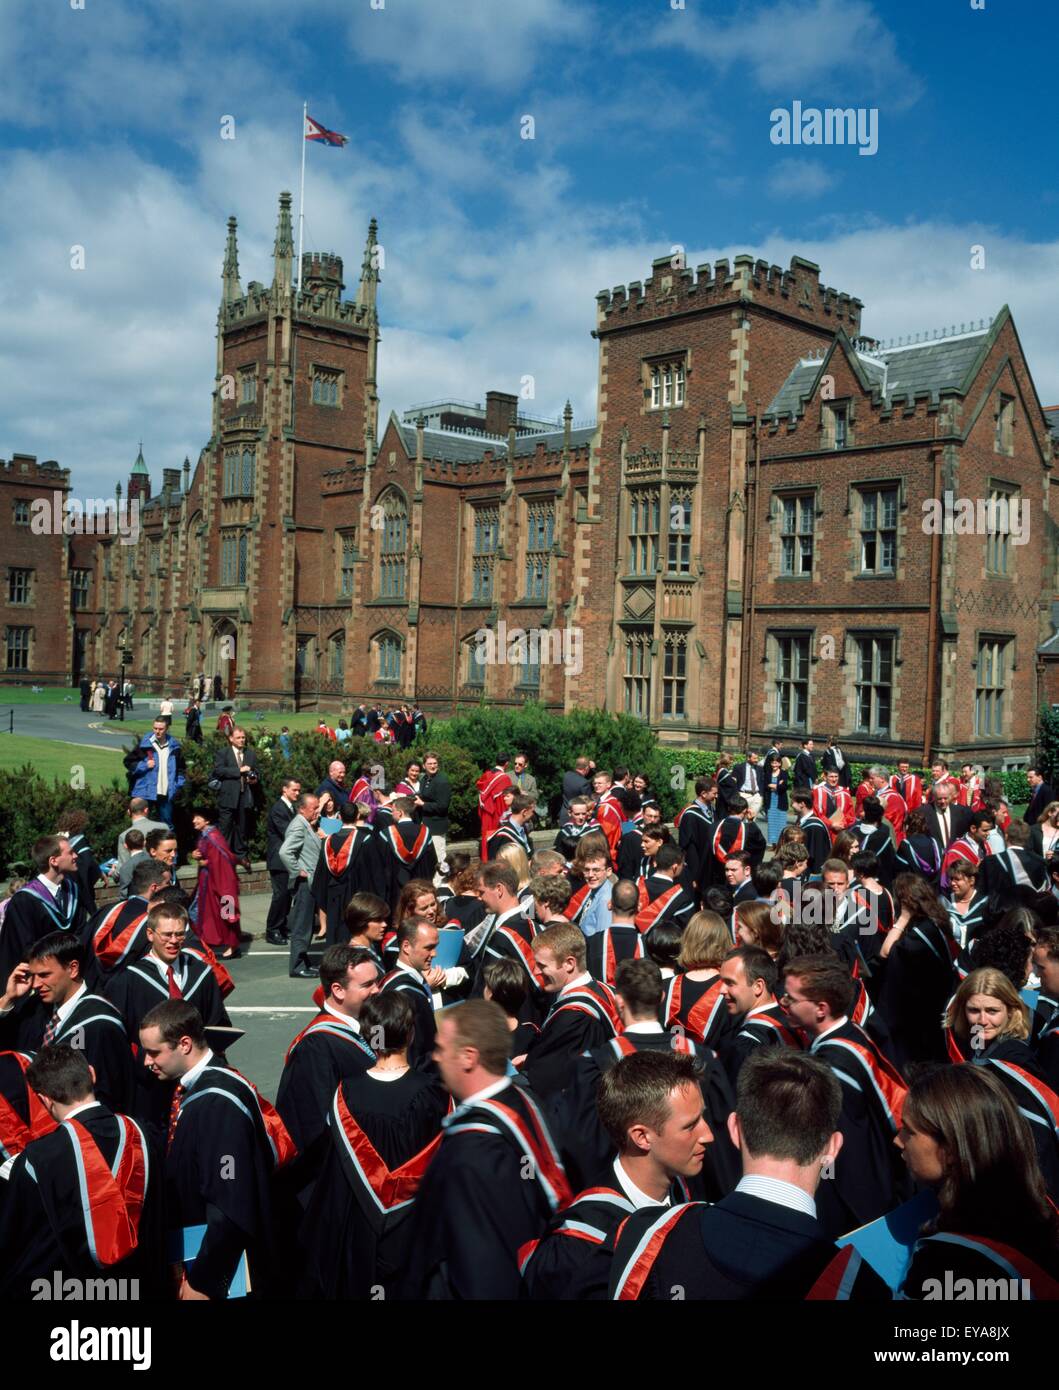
(105, 901, 231, 1127)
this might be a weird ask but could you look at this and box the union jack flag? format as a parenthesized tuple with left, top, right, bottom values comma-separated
(305, 113, 348, 147)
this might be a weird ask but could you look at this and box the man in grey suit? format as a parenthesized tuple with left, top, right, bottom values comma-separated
(281, 792, 322, 979)
(116, 798, 168, 865)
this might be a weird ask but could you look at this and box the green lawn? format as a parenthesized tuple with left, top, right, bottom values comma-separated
(0, 734, 124, 787)
(0, 684, 79, 705)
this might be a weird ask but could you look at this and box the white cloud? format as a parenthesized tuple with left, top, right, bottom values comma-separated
(767, 158, 837, 199)
(649, 0, 922, 107)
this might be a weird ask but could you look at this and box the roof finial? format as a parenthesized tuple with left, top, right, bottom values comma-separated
(221, 215, 241, 305)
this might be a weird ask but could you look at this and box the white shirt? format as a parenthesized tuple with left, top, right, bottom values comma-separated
(810, 1016, 850, 1050)
(323, 1001, 361, 1033)
(613, 1156, 670, 1210)
(55, 981, 88, 1028)
(145, 951, 185, 986)
(625, 1020, 664, 1035)
(736, 1174, 817, 1219)
(459, 1075, 511, 1109)
(62, 1100, 102, 1124)
(34, 874, 61, 899)
(559, 972, 593, 997)
(182, 1049, 215, 1091)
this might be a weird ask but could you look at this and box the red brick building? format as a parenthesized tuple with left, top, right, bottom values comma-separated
(5, 197, 1058, 769)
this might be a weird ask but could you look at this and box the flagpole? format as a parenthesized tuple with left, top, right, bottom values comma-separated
(296, 100, 307, 294)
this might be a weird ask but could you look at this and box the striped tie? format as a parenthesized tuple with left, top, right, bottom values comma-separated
(42, 1009, 60, 1046)
(167, 1083, 186, 1150)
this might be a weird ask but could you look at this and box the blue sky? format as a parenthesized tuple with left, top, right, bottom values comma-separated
(1, 0, 1056, 497)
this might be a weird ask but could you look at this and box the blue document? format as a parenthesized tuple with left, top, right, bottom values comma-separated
(433, 928, 465, 971)
(168, 1225, 250, 1298)
(319, 816, 343, 835)
(836, 1189, 939, 1292)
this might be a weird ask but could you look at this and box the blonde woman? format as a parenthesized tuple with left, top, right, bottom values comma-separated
(1029, 801, 1059, 860)
(663, 910, 731, 1047)
(944, 966, 1059, 1195)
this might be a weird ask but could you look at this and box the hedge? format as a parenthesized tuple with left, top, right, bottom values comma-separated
(0, 706, 1035, 878)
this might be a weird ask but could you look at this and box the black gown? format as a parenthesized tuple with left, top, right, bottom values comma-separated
(311, 827, 373, 946)
(298, 1068, 448, 1298)
(871, 916, 957, 1070)
(0, 880, 91, 986)
(0, 988, 135, 1113)
(0, 1103, 166, 1299)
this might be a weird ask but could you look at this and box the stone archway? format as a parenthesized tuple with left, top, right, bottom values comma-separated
(208, 617, 239, 699)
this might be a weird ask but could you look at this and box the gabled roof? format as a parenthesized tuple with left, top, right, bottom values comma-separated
(765, 320, 1001, 421)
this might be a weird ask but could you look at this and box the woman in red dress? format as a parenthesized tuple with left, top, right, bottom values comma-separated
(190, 807, 242, 959)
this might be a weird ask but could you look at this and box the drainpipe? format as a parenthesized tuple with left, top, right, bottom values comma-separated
(923, 421, 942, 766)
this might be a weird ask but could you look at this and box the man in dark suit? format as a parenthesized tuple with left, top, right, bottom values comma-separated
(1025, 767, 1056, 826)
(792, 738, 817, 789)
(211, 726, 260, 859)
(265, 776, 301, 945)
(79, 675, 91, 711)
(730, 753, 765, 804)
(820, 735, 852, 790)
(608, 1050, 886, 1300)
(416, 751, 452, 877)
(560, 757, 594, 824)
(923, 781, 972, 856)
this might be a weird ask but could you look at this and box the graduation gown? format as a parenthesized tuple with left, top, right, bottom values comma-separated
(608, 1193, 890, 1301)
(976, 846, 1050, 907)
(554, 1029, 740, 1198)
(378, 966, 438, 1071)
(852, 823, 898, 888)
(664, 972, 732, 1050)
(0, 1103, 165, 1300)
(0, 989, 135, 1114)
(88, 895, 153, 976)
(968, 1037, 1059, 1198)
(105, 952, 230, 1128)
(811, 1020, 909, 1239)
(401, 1081, 572, 1300)
(616, 823, 644, 883)
(523, 978, 622, 1098)
(519, 1187, 638, 1301)
(585, 924, 645, 987)
(797, 815, 834, 874)
(871, 916, 958, 1070)
(486, 818, 532, 860)
(167, 1064, 296, 1299)
(477, 768, 514, 859)
(298, 1069, 449, 1299)
(901, 1229, 1059, 1301)
(275, 1010, 376, 1206)
(635, 874, 696, 937)
(67, 834, 104, 920)
(362, 821, 438, 910)
(676, 801, 717, 902)
(311, 827, 373, 946)
(719, 1003, 803, 1086)
(472, 912, 547, 1023)
(553, 820, 596, 863)
(712, 815, 767, 870)
(0, 879, 90, 987)
(0, 1049, 57, 1164)
(895, 833, 942, 888)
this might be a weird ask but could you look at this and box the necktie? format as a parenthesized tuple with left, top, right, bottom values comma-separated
(57, 880, 70, 917)
(42, 1009, 60, 1045)
(235, 749, 242, 767)
(940, 811, 949, 845)
(167, 1083, 186, 1149)
(167, 964, 182, 999)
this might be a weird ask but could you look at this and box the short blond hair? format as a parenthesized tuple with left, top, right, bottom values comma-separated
(532, 921, 587, 971)
(678, 911, 731, 970)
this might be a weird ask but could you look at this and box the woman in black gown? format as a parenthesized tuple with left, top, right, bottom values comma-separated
(298, 991, 448, 1299)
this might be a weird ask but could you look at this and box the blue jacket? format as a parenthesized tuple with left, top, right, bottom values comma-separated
(130, 733, 185, 801)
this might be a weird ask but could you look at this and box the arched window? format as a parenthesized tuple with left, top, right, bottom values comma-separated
(374, 630, 402, 684)
(328, 631, 345, 684)
(377, 490, 408, 600)
(241, 447, 255, 495)
(463, 634, 486, 688)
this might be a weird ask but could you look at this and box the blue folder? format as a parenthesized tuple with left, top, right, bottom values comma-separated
(836, 1189, 939, 1292)
(167, 1225, 250, 1298)
(319, 816, 343, 835)
(433, 928, 465, 971)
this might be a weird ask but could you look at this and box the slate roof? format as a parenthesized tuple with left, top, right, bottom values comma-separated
(397, 422, 595, 462)
(766, 328, 994, 420)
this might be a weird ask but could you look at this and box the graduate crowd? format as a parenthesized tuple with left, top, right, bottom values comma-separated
(2, 736, 1059, 1301)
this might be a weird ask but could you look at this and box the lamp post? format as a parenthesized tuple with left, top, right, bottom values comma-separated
(118, 643, 130, 723)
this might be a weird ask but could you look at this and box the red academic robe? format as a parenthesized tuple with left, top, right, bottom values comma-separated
(192, 825, 241, 950)
(477, 768, 514, 858)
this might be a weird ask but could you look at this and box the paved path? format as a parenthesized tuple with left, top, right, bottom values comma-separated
(0, 700, 143, 750)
